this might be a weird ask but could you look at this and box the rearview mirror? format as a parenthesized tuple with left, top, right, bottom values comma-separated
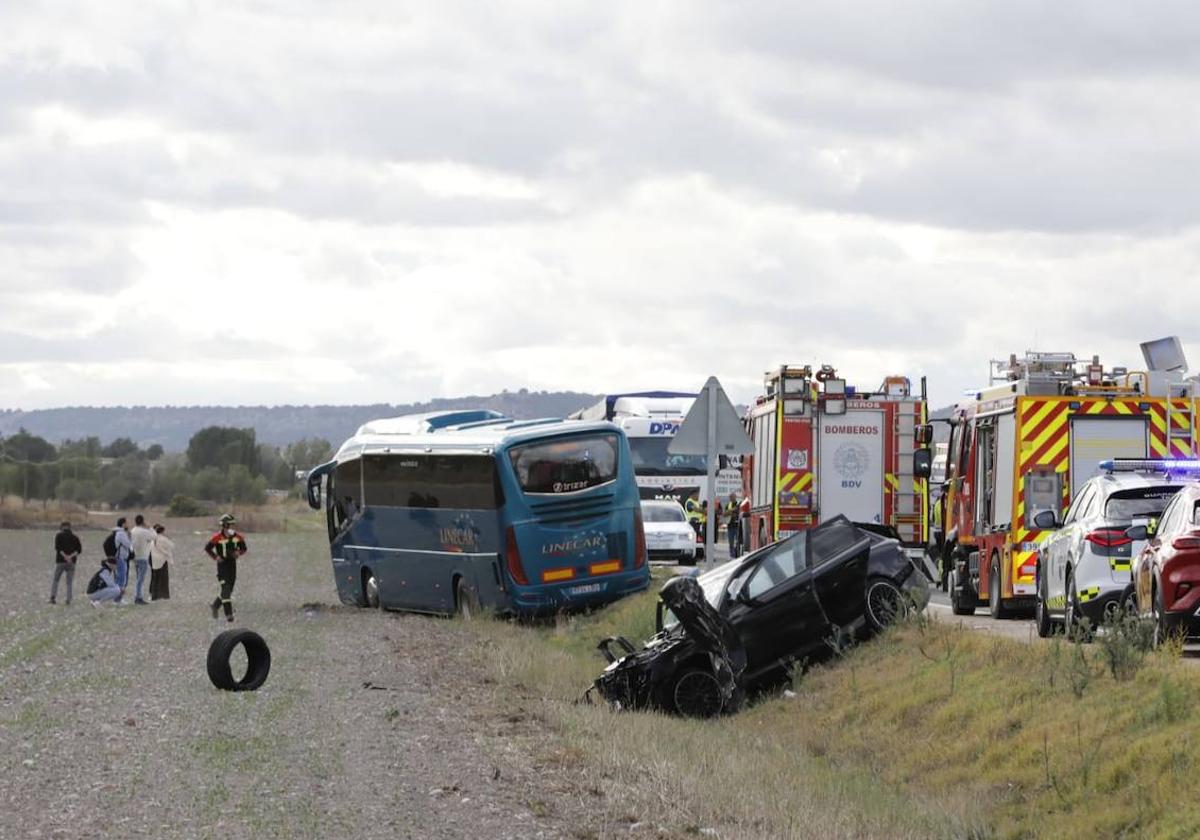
(1125, 524, 1148, 541)
(913, 448, 933, 479)
(915, 423, 934, 446)
(1033, 509, 1059, 530)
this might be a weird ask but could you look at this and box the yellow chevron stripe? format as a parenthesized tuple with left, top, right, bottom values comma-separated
(1151, 409, 1168, 435)
(795, 473, 813, 491)
(885, 473, 899, 493)
(1020, 401, 1059, 440)
(1085, 401, 1106, 415)
(1151, 437, 1170, 456)
(1112, 400, 1134, 415)
(1025, 412, 1070, 459)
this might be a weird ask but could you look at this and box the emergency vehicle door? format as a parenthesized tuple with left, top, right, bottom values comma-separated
(818, 409, 885, 524)
(1069, 417, 1148, 497)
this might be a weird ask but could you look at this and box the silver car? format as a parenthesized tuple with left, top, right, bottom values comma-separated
(1035, 464, 1185, 637)
(640, 500, 698, 566)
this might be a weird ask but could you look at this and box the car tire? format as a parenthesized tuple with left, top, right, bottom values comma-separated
(363, 570, 380, 610)
(1035, 564, 1053, 639)
(1065, 570, 1092, 642)
(988, 553, 1012, 620)
(455, 577, 479, 620)
(670, 668, 724, 718)
(1153, 583, 1167, 649)
(865, 576, 907, 632)
(207, 629, 271, 692)
(949, 568, 976, 616)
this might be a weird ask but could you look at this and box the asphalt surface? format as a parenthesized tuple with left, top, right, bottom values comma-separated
(926, 587, 1200, 662)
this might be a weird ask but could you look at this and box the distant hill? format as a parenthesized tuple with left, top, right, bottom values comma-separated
(0, 391, 602, 451)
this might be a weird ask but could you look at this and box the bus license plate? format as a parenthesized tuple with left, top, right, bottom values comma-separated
(568, 583, 604, 596)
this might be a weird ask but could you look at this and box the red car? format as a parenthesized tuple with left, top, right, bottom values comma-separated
(1130, 483, 1200, 643)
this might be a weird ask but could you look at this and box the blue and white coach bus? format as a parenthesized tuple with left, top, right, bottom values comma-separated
(306, 410, 650, 617)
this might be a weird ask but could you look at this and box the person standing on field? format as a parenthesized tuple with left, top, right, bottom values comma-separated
(112, 518, 133, 605)
(149, 523, 173, 600)
(206, 513, 247, 622)
(49, 521, 82, 605)
(130, 514, 156, 606)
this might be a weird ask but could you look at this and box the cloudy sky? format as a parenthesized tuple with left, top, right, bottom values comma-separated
(3, 1, 1200, 411)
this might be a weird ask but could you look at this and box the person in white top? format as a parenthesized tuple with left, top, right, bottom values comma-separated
(149, 523, 174, 601)
(129, 514, 157, 606)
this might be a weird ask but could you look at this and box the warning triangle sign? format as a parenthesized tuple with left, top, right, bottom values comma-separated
(668, 376, 753, 456)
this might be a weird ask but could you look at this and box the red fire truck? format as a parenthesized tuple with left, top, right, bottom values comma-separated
(741, 365, 933, 565)
(939, 350, 1198, 618)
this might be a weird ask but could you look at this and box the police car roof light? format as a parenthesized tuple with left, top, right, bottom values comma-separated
(1100, 458, 1200, 473)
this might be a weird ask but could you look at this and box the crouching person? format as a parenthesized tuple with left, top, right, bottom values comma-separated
(87, 558, 121, 606)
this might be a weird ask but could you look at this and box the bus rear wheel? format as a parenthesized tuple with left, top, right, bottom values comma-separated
(363, 570, 380, 609)
(455, 578, 479, 620)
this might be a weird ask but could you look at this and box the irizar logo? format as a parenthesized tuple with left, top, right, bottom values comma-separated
(833, 442, 870, 488)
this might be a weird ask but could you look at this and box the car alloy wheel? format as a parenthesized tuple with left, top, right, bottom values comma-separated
(865, 577, 907, 632)
(672, 669, 724, 718)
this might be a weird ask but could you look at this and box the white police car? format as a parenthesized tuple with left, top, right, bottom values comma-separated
(1035, 459, 1191, 637)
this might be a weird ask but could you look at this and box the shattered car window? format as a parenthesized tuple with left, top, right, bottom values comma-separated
(744, 536, 808, 599)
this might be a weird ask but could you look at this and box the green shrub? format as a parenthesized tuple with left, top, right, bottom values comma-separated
(166, 494, 209, 517)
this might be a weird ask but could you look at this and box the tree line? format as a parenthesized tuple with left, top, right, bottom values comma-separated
(0, 426, 333, 511)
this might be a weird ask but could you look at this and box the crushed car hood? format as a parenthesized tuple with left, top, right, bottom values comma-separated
(658, 575, 744, 666)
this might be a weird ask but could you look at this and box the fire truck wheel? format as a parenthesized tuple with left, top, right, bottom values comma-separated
(949, 568, 976, 616)
(988, 553, 1012, 620)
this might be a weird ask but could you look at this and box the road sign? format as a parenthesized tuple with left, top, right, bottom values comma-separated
(669, 377, 753, 566)
(669, 377, 752, 456)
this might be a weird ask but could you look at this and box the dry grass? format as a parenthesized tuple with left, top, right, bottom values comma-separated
(462, 580, 1200, 839)
(464, 578, 982, 839)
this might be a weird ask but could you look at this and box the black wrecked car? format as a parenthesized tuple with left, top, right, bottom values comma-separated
(585, 516, 929, 717)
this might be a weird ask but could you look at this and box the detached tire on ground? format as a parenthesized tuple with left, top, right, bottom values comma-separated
(207, 629, 272, 692)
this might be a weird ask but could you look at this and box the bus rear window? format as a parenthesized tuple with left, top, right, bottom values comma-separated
(508, 434, 620, 494)
(361, 454, 501, 509)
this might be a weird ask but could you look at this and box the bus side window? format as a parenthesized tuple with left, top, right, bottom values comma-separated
(334, 458, 362, 532)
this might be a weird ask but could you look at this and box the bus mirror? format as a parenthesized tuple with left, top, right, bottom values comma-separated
(306, 474, 323, 510)
(915, 424, 934, 446)
(913, 449, 933, 479)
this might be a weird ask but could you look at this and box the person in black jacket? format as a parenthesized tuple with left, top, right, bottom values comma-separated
(49, 521, 82, 605)
(205, 513, 247, 622)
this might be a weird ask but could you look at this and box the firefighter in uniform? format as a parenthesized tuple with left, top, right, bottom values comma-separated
(206, 514, 247, 622)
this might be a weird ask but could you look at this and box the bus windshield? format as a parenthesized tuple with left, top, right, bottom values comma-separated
(628, 437, 706, 476)
(508, 433, 620, 494)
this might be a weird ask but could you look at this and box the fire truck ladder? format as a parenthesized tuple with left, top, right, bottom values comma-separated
(893, 407, 922, 545)
(1172, 396, 1196, 457)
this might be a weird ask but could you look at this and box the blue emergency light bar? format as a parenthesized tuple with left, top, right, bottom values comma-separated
(1100, 458, 1200, 473)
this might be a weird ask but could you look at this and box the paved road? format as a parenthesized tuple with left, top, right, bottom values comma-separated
(925, 588, 1042, 643)
(926, 587, 1200, 661)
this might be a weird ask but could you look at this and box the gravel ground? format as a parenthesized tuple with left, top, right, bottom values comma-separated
(0, 526, 641, 840)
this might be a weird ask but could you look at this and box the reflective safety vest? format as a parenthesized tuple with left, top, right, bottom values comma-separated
(684, 498, 702, 523)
